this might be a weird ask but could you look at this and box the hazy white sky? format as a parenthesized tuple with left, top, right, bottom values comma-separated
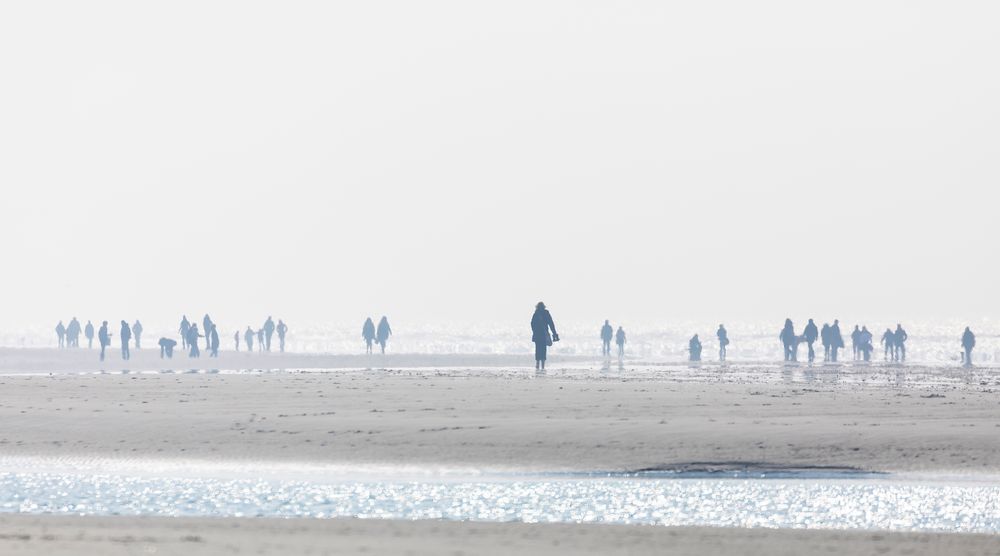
(1, 1, 998, 328)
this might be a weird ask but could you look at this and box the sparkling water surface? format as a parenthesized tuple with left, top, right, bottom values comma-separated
(2, 470, 999, 533)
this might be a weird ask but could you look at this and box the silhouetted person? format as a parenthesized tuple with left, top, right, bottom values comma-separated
(820, 323, 831, 361)
(615, 326, 626, 358)
(829, 320, 844, 362)
(159, 337, 177, 359)
(881, 328, 895, 361)
(203, 315, 213, 350)
(362, 318, 376, 354)
(803, 319, 819, 362)
(244, 326, 255, 353)
(376, 316, 392, 354)
(209, 324, 220, 357)
(187, 324, 201, 357)
(779, 319, 798, 362)
(530, 302, 558, 370)
(234, 331, 240, 352)
(851, 325, 862, 360)
(276, 319, 288, 352)
(120, 320, 132, 360)
(717, 325, 729, 361)
(689, 334, 702, 362)
(263, 316, 275, 351)
(256, 329, 264, 352)
(179, 316, 190, 349)
(84, 320, 95, 349)
(98, 321, 111, 361)
(894, 324, 908, 362)
(66, 318, 81, 348)
(600, 320, 613, 356)
(859, 326, 873, 362)
(55, 321, 66, 348)
(961, 327, 976, 366)
(132, 320, 143, 350)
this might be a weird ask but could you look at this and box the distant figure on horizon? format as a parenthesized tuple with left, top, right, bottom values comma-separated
(689, 334, 702, 362)
(530, 302, 558, 371)
(717, 324, 729, 361)
(67, 318, 81, 348)
(820, 323, 831, 361)
(277, 319, 288, 352)
(158, 337, 177, 359)
(615, 326, 626, 358)
(779, 319, 798, 362)
(84, 320, 95, 349)
(263, 316, 275, 351)
(858, 326, 874, 362)
(881, 328, 895, 361)
(203, 315, 214, 350)
(187, 324, 201, 358)
(244, 326, 255, 353)
(256, 328, 264, 352)
(234, 331, 240, 352)
(803, 319, 818, 363)
(829, 320, 844, 362)
(376, 316, 392, 354)
(851, 325, 862, 360)
(179, 316, 190, 350)
(132, 320, 143, 350)
(362, 318, 376, 354)
(961, 327, 976, 366)
(55, 321, 66, 348)
(894, 324, 908, 362)
(209, 324, 220, 357)
(600, 320, 613, 356)
(98, 321, 111, 361)
(120, 320, 132, 360)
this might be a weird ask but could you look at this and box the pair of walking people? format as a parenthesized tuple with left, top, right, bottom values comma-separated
(599, 320, 626, 358)
(783, 319, 846, 362)
(362, 316, 392, 354)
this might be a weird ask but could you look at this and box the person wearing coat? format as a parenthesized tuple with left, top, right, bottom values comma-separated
(530, 302, 558, 370)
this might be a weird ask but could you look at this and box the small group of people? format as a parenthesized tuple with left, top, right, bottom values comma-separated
(362, 316, 392, 354)
(599, 320, 627, 358)
(177, 315, 289, 359)
(57, 319, 143, 361)
(877, 325, 909, 362)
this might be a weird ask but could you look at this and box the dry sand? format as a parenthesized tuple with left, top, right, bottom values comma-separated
(0, 358, 997, 472)
(0, 514, 997, 556)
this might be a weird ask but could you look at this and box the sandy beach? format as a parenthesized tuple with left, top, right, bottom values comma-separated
(1, 350, 999, 554)
(0, 514, 998, 556)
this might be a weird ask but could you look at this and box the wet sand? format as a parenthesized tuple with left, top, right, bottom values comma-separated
(0, 514, 997, 556)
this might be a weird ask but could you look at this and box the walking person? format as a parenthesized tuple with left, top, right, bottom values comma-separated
(244, 326, 255, 353)
(961, 327, 976, 366)
(179, 316, 190, 350)
(187, 325, 201, 358)
(66, 318, 81, 347)
(530, 302, 558, 371)
(615, 326, 626, 359)
(84, 320, 95, 349)
(858, 326, 874, 362)
(894, 324, 909, 362)
(820, 323, 831, 362)
(263, 316, 275, 351)
(276, 319, 288, 353)
(851, 325, 862, 361)
(55, 321, 66, 348)
(132, 320, 143, 350)
(376, 316, 392, 354)
(119, 320, 132, 360)
(881, 328, 895, 361)
(779, 319, 798, 362)
(362, 318, 376, 354)
(600, 320, 613, 357)
(803, 319, 819, 363)
(717, 324, 729, 361)
(98, 321, 111, 362)
(829, 320, 844, 362)
(209, 324, 220, 357)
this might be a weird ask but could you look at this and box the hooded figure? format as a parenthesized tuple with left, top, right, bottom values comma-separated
(689, 334, 702, 362)
(530, 302, 558, 370)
